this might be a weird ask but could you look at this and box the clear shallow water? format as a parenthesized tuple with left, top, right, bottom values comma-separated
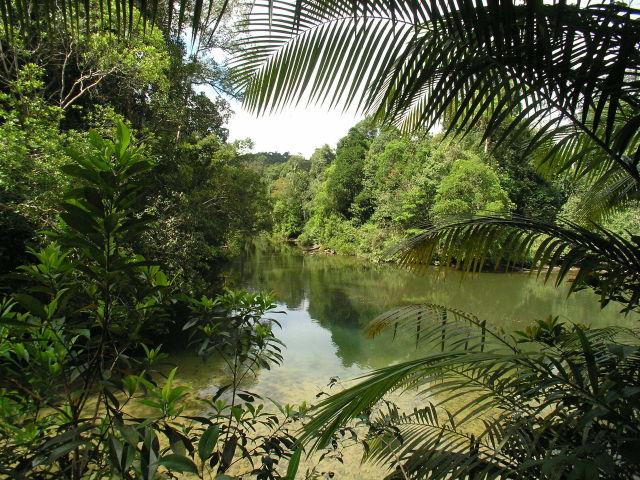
(167, 240, 638, 477)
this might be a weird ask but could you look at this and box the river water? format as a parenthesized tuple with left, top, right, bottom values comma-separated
(168, 240, 637, 478)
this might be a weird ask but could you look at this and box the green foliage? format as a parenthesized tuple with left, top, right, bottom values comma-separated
(364, 133, 450, 229)
(489, 133, 567, 221)
(298, 214, 359, 254)
(0, 124, 305, 480)
(0, 0, 221, 42)
(603, 205, 640, 240)
(266, 121, 559, 261)
(431, 155, 514, 218)
(140, 139, 272, 292)
(324, 125, 370, 219)
(309, 145, 335, 175)
(0, 64, 72, 272)
(562, 181, 640, 240)
(272, 169, 311, 238)
(302, 305, 640, 479)
(0, 123, 175, 478)
(233, 0, 640, 188)
(185, 288, 284, 366)
(0, 6, 269, 291)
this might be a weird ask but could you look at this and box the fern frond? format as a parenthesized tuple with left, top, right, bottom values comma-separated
(391, 214, 640, 313)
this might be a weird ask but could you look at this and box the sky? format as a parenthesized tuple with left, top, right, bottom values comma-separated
(197, 45, 364, 158)
(226, 100, 363, 157)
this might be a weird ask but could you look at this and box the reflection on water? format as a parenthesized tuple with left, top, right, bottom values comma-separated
(168, 240, 638, 478)
(220, 240, 636, 371)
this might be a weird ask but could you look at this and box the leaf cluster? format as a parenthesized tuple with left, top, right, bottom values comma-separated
(302, 303, 640, 479)
(0, 124, 303, 480)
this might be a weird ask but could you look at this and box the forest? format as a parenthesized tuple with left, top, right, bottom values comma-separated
(257, 119, 638, 258)
(0, 14, 272, 293)
(0, 0, 639, 478)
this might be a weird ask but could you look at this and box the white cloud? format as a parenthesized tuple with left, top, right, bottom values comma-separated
(227, 100, 363, 157)
(192, 47, 364, 158)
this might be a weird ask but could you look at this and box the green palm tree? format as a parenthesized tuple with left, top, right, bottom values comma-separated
(231, 0, 640, 189)
(228, 0, 640, 477)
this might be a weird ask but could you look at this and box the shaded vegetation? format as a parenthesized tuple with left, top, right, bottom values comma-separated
(0, 4, 272, 293)
(0, 124, 303, 479)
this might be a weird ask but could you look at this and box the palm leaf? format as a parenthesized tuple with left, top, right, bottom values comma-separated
(567, 169, 639, 225)
(302, 304, 534, 449)
(363, 403, 516, 479)
(389, 214, 640, 313)
(533, 108, 640, 221)
(301, 303, 640, 479)
(232, 0, 640, 185)
(0, 0, 223, 40)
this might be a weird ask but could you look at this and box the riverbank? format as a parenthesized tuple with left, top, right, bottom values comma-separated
(269, 220, 406, 261)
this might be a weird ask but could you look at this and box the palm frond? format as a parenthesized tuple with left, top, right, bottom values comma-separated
(232, 0, 640, 184)
(532, 108, 640, 221)
(0, 0, 220, 40)
(389, 214, 640, 313)
(301, 304, 640, 479)
(364, 403, 515, 479)
(231, 0, 416, 116)
(301, 304, 533, 449)
(571, 169, 639, 224)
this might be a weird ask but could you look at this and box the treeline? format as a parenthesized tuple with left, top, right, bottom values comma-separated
(253, 118, 639, 258)
(0, 13, 271, 293)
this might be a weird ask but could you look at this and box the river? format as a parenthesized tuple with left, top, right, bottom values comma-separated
(167, 240, 637, 478)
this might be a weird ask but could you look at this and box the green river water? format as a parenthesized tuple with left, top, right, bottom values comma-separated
(167, 241, 638, 478)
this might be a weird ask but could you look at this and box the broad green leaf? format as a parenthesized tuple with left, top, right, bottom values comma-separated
(157, 454, 198, 474)
(198, 424, 220, 461)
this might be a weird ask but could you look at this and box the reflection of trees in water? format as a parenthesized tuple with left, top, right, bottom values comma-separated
(226, 240, 308, 309)
(309, 288, 367, 327)
(307, 288, 391, 368)
(324, 323, 418, 369)
(224, 240, 637, 368)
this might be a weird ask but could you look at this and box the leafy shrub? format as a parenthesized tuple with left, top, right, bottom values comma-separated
(0, 124, 304, 480)
(299, 214, 359, 254)
(431, 156, 514, 218)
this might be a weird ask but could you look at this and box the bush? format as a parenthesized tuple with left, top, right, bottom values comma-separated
(0, 124, 304, 480)
(299, 214, 359, 254)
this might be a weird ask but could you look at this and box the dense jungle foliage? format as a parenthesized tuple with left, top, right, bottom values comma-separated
(1, 0, 640, 478)
(255, 119, 639, 259)
(0, 8, 271, 294)
(0, 122, 312, 479)
(0, 3, 308, 478)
